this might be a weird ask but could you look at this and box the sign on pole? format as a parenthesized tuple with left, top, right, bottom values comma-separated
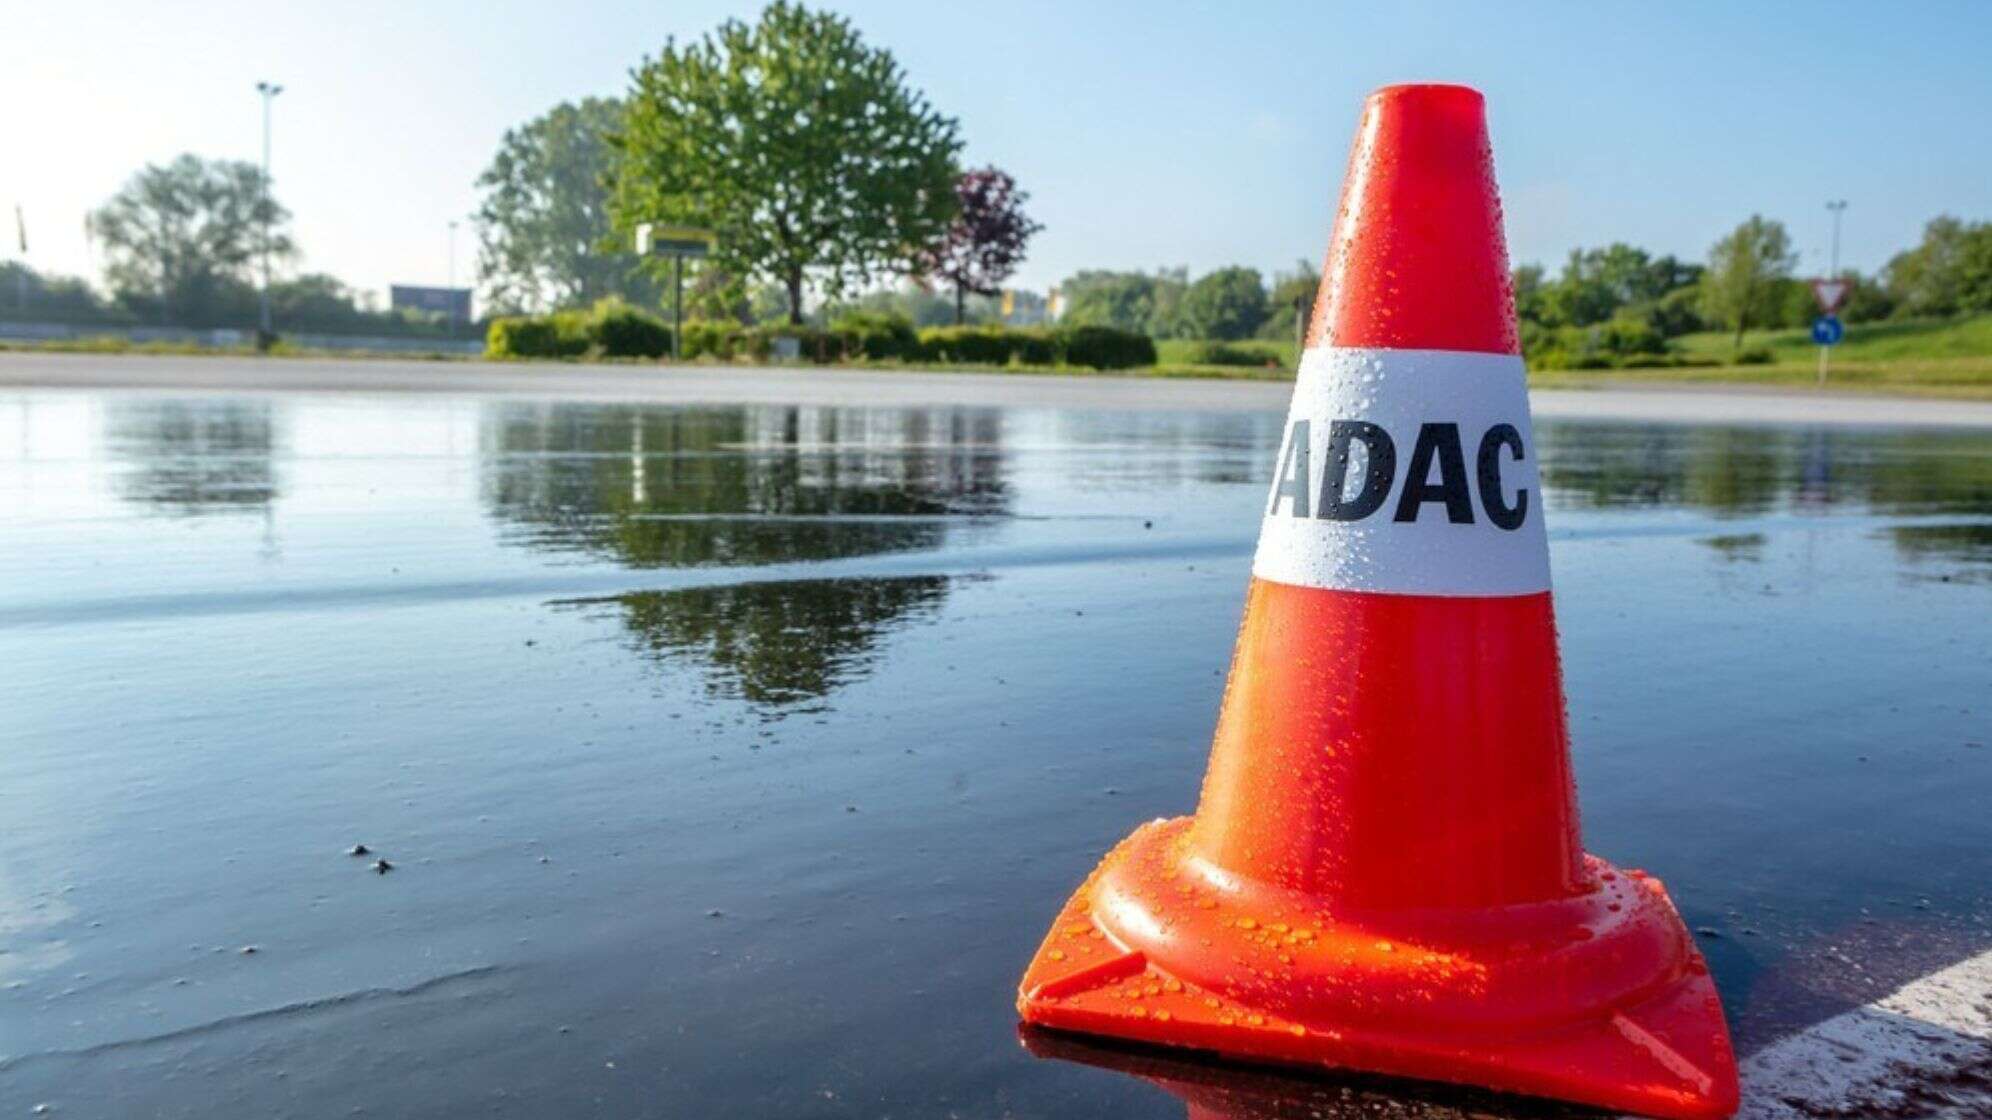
(1809, 279, 1850, 385)
(635, 224, 718, 361)
(635, 223, 716, 258)
(1809, 277, 1850, 314)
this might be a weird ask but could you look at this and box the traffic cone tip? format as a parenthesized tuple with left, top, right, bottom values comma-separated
(1308, 83, 1517, 355)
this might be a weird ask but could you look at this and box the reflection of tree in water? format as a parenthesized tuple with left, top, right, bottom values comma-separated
(1536, 424, 1774, 515)
(1857, 433, 1992, 517)
(103, 399, 281, 514)
(481, 404, 1007, 567)
(1537, 423, 1992, 521)
(1889, 523, 1992, 583)
(560, 575, 954, 709)
(1700, 532, 1767, 562)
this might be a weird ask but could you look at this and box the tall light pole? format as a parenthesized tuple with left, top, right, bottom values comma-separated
(255, 81, 283, 346)
(12, 204, 25, 315)
(1825, 200, 1848, 278)
(447, 219, 459, 339)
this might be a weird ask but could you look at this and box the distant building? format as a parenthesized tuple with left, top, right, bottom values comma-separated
(1003, 289, 1051, 326)
(390, 285, 472, 323)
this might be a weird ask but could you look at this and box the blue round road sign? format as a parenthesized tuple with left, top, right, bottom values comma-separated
(1812, 315, 1844, 346)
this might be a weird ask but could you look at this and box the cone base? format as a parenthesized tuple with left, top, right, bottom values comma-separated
(1019, 1024, 1608, 1120)
(1017, 819, 1738, 1120)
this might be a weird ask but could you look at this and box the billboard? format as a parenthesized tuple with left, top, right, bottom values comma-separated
(390, 285, 472, 322)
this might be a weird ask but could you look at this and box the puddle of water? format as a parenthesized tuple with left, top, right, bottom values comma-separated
(0, 393, 1987, 1117)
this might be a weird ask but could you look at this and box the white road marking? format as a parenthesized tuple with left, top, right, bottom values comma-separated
(1733, 946, 1992, 1119)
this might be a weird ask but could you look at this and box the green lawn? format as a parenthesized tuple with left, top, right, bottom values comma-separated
(1631, 314, 1991, 398)
(1527, 357, 1992, 398)
(1674, 313, 1992, 363)
(1151, 315, 1992, 397)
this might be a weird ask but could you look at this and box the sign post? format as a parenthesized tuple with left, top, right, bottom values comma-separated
(1809, 277, 1848, 386)
(1812, 200, 1849, 386)
(635, 223, 716, 361)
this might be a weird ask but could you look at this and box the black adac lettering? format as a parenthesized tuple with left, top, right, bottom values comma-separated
(1268, 419, 1311, 518)
(1392, 422, 1475, 524)
(1318, 420, 1395, 522)
(1476, 423, 1529, 531)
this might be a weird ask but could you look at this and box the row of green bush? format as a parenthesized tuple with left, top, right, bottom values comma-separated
(1155, 338, 1293, 368)
(730, 316, 1154, 370)
(1522, 316, 1680, 370)
(488, 304, 1157, 370)
(487, 300, 673, 360)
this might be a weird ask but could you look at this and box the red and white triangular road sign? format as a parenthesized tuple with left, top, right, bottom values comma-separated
(1810, 278, 1850, 313)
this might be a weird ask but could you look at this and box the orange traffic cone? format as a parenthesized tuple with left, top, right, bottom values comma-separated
(1017, 84, 1739, 1120)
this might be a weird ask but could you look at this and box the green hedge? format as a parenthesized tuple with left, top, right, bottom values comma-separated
(1010, 329, 1060, 366)
(831, 311, 918, 361)
(489, 309, 1155, 371)
(916, 325, 1031, 365)
(679, 319, 741, 360)
(1523, 314, 1669, 370)
(742, 324, 839, 363)
(1058, 325, 1156, 370)
(1157, 338, 1290, 368)
(487, 313, 587, 359)
(910, 324, 1148, 369)
(485, 300, 671, 360)
(679, 320, 845, 363)
(590, 301, 672, 358)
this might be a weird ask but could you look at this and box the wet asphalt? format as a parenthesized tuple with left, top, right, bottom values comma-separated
(1, 376, 1987, 1117)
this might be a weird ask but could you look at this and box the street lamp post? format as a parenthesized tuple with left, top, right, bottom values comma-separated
(255, 81, 283, 349)
(1826, 200, 1848, 277)
(12, 205, 25, 315)
(447, 220, 459, 340)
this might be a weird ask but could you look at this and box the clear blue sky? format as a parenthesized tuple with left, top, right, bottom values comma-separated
(6, 1, 1991, 301)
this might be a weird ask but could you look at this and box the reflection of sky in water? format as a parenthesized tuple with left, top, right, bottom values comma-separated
(0, 393, 1987, 1117)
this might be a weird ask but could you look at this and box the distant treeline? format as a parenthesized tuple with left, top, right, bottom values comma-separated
(1046, 214, 1992, 367)
(0, 261, 473, 338)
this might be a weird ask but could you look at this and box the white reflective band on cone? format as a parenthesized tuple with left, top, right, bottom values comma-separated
(1252, 347, 1552, 598)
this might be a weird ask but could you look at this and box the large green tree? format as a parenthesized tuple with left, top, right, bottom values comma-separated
(614, 2, 963, 324)
(1699, 215, 1796, 349)
(1517, 243, 1703, 330)
(1884, 216, 1992, 318)
(1260, 260, 1319, 343)
(88, 154, 293, 325)
(475, 98, 659, 313)
(830, 281, 997, 327)
(1058, 270, 1152, 332)
(1177, 266, 1269, 340)
(916, 167, 1042, 325)
(1058, 268, 1187, 334)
